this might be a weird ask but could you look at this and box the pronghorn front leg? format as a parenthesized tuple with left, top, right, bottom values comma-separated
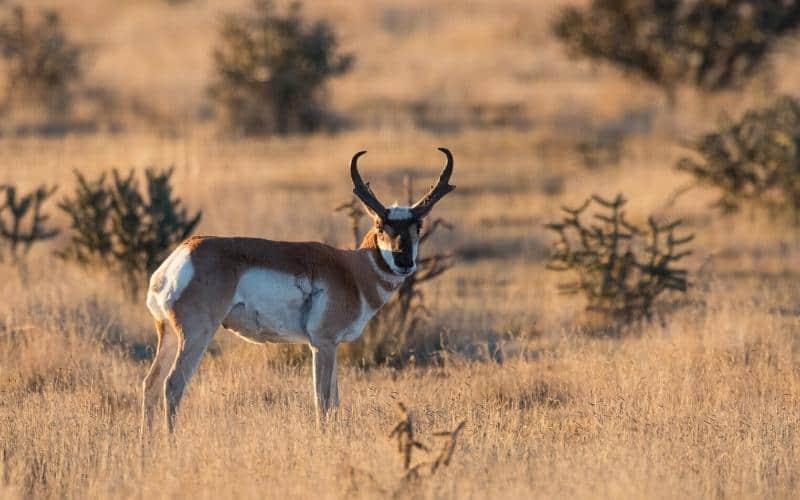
(329, 352, 339, 408)
(310, 340, 337, 422)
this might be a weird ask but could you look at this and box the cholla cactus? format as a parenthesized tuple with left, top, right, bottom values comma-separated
(0, 184, 59, 261)
(55, 172, 111, 265)
(546, 194, 693, 322)
(0, 5, 83, 116)
(678, 95, 800, 222)
(58, 167, 201, 297)
(208, 0, 353, 134)
(554, 1, 800, 101)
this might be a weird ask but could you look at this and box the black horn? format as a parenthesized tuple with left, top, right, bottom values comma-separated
(350, 151, 388, 220)
(410, 147, 456, 218)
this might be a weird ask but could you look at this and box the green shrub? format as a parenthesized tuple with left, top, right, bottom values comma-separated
(0, 184, 58, 262)
(58, 168, 202, 297)
(678, 95, 800, 222)
(553, 0, 800, 100)
(0, 5, 83, 116)
(208, 0, 353, 135)
(546, 194, 693, 323)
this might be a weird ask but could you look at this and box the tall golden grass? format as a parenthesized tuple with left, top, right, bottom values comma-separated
(1, 1, 799, 498)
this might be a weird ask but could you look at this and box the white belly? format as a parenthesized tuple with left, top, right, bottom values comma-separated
(222, 268, 312, 344)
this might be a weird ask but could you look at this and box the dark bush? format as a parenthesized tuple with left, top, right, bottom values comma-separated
(58, 168, 201, 297)
(0, 5, 83, 116)
(546, 194, 693, 323)
(0, 184, 58, 262)
(678, 96, 800, 222)
(553, 0, 800, 100)
(208, 0, 353, 135)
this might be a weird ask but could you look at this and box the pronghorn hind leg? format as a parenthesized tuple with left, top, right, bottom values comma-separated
(311, 340, 338, 423)
(163, 315, 219, 434)
(141, 319, 180, 442)
(329, 352, 339, 408)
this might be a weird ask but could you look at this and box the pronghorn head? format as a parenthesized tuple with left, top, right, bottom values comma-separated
(350, 148, 455, 276)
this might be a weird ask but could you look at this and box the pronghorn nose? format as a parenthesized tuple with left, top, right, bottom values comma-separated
(393, 252, 413, 269)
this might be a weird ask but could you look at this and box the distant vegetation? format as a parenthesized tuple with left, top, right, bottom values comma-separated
(57, 168, 201, 297)
(546, 194, 693, 325)
(3, 3, 800, 497)
(679, 96, 800, 223)
(554, 0, 800, 102)
(0, 184, 58, 262)
(0, 5, 84, 117)
(208, 0, 354, 135)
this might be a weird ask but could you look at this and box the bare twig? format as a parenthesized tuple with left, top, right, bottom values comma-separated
(389, 402, 466, 483)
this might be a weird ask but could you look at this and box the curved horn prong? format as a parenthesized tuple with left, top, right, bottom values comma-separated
(350, 150, 388, 220)
(411, 147, 456, 218)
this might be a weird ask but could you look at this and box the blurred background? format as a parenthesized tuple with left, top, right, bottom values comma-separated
(2, 2, 800, 498)
(0, 0, 798, 357)
(5, 0, 798, 138)
(0, 0, 795, 356)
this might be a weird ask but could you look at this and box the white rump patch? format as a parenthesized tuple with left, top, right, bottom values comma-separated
(146, 245, 194, 321)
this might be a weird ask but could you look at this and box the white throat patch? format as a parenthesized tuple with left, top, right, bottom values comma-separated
(367, 250, 409, 287)
(378, 246, 417, 275)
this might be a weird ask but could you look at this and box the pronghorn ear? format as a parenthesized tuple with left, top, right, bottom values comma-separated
(358, 199, 385, 222)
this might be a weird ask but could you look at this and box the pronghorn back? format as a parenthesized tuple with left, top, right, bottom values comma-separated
(146, 235, 398, 345)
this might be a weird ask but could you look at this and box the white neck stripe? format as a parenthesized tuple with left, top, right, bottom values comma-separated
(366, 250, 407, 284)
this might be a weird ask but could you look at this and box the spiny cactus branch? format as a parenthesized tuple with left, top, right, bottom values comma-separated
(0, 184, 59, 261)
(678, 95, 800, 224)
(58, 167, 201, 298)
(546, 193, 693, 321)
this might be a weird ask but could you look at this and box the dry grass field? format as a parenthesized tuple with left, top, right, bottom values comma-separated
(1, 1, 800, 499)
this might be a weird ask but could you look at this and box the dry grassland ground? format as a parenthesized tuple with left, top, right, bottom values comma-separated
(1, 1, 800, 499)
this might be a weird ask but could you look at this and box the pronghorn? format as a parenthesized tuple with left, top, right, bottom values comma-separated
(141, 148, 455, 435)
